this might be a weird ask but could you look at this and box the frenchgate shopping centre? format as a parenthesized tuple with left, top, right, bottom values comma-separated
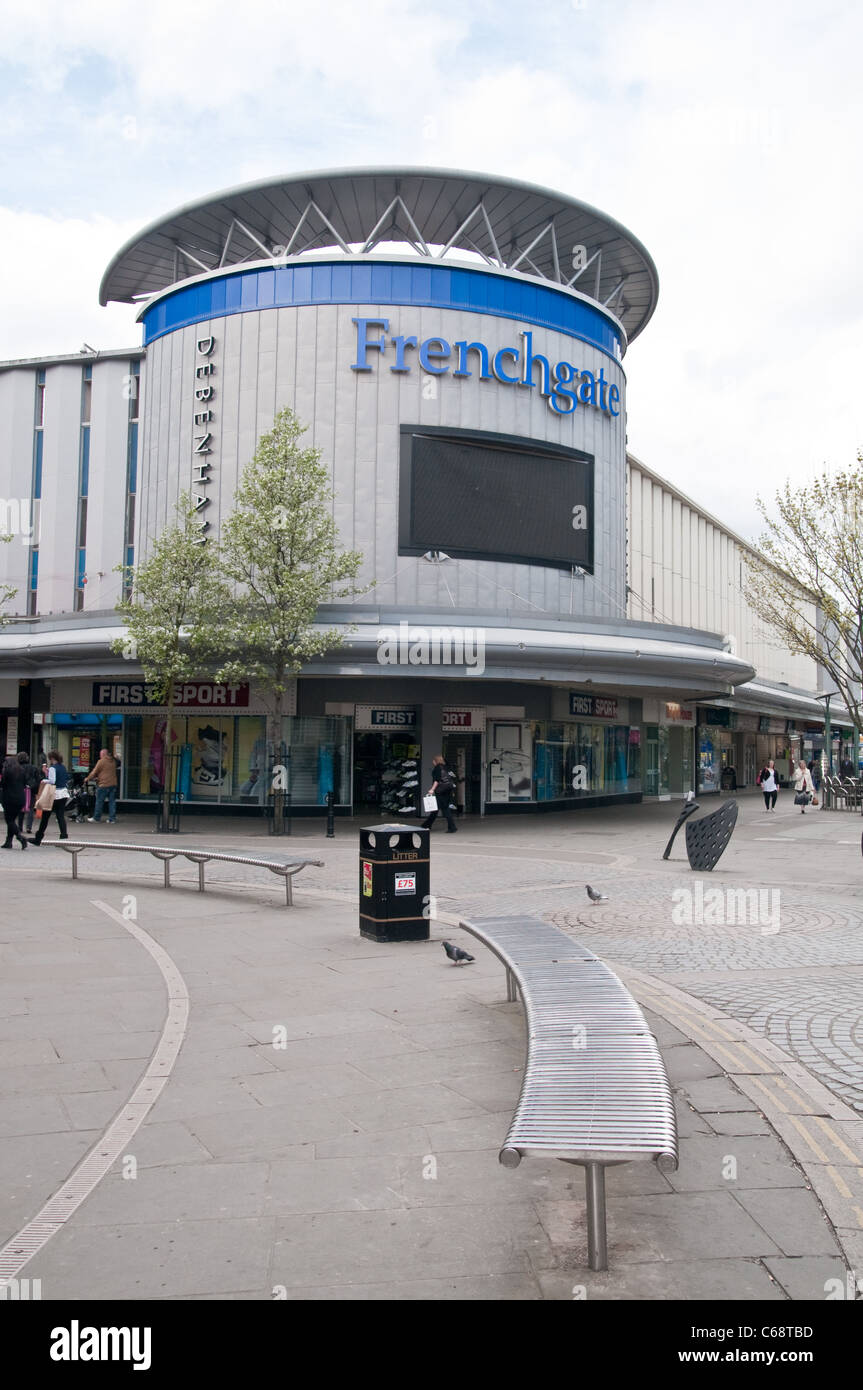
(0, 168, 852, 819)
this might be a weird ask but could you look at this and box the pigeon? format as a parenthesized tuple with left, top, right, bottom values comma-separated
(442, 941, 475, 965)
(586, 884, 608, 903)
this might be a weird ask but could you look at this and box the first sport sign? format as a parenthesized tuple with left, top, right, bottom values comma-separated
(91, 682, 250, 709)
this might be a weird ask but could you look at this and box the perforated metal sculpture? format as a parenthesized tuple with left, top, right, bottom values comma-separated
(663, 796, 738, 871)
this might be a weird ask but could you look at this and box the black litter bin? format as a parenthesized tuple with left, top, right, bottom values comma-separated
(360, 823, 430, 942)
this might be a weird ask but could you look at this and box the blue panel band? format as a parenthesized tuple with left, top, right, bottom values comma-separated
(141, 261, 623, 359)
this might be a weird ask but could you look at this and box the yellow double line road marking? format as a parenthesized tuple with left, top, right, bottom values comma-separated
(633, 981, 863, 1230)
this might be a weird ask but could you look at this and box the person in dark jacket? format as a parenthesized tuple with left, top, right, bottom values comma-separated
(421, 754, 458, 833)
(756, 760, 778, 811)
(15, 751, 41, 837)
(29, 750, 70, 844)
(0, 755, 28, 849)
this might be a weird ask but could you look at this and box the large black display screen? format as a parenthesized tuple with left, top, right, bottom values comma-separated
(398, 427, 594, 571)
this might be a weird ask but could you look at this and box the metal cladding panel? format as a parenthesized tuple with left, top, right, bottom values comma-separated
(140, 261, 623, 359)
(626, 458, 819, 691)
(37, 366, 84, 615)
(81, 360, 133, 614)
(0, 370, 39, 613)
(136, 294, 626, 622)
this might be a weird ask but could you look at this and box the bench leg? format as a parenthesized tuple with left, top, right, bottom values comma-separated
(285, 873, 293, 908)
(164, 859, 170, 889)
(585, 1163, 608, 1272)
(505, 967, 517, 1002)
(198, 862, 205, 893)
(71, 850, 79, 881)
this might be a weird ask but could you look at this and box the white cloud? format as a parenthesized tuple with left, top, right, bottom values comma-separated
(0, 210, 141, 359)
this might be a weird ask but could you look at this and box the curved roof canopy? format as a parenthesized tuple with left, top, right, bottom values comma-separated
(100, 167, 659, 341)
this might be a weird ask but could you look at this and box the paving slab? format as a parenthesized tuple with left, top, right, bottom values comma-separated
(732, 1188, 841, 1257)
(279, 1272, 542, 1300)
(30, 1217, 278, 1300)
(536, 1259, 787, 1301)
(71, 1162, 271, 1224)
(270, 1203, 557, 1286)
(702, 1110, 774, 1137)
(185, 1099, 355, 1157)
(676, 1076, 761, 1113)
(663, 1135, 806, 1192)
(763, 1255, 852, 1301)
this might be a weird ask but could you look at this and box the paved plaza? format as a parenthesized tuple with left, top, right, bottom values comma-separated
(1, 790, 862, 1300)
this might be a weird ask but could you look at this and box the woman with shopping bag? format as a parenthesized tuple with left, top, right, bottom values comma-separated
(790, 759, 815, 815)
(29, 750, 71, 843)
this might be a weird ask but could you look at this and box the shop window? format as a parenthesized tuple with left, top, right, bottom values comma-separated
(122, 713, 352, 806)
(488, 721, 533, 802)
(533, 720, 640, 801)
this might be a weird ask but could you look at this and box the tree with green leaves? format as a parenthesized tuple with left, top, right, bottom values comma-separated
(742, 456, 863, 742)
(217, 408, 366, 832)
(112, 494, 227, 829)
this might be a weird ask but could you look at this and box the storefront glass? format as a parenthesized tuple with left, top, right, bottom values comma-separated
(42, 716, 123, 777)
(122, 713, 351, 806)
(520, 720, 640, 802)
(353, 731, 421, 816)
(487, 720, 533, 803)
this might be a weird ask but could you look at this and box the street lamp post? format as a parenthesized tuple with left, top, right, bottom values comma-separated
(814, 695, 833, 809)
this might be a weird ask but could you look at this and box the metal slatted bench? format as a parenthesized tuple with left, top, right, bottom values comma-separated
(39, 840, 324, 907)
(458, 914, 679, 1271)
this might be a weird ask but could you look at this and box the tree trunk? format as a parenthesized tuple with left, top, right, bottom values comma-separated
(161, 701, 174, 834)
(272, 685, 285, 835)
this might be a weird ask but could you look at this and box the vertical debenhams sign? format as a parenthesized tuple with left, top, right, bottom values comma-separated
(191, 335, 217, 543)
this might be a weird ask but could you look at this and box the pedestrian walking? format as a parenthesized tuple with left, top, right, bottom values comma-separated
(421, 754, 458, 833)
(0, 754, 29, 850)
(757, 759, 779, 811)
(791, 758, 815, 814)
(86, 747, 119, 824)
(29, 750, 71, 843)
(15, 750, 41, 837)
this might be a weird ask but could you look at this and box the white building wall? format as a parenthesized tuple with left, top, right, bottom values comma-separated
(627, 456, 817, 689)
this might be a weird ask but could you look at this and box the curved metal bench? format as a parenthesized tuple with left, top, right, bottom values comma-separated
(458, 914, 678, 1271)
(39, 840, 324, 907)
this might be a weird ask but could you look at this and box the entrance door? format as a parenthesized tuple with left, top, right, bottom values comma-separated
(443, 733, 482, 815)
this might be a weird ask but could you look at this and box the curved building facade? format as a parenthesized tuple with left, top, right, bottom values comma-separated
(0, 169, 843, 815)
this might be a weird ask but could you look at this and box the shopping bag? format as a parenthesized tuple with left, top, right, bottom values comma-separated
(422, 794, 437, 815)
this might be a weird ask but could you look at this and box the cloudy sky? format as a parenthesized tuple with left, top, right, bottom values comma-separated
(0, 0, 860, 538)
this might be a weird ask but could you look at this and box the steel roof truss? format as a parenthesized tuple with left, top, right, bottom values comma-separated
(361, 196, 432, 258)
